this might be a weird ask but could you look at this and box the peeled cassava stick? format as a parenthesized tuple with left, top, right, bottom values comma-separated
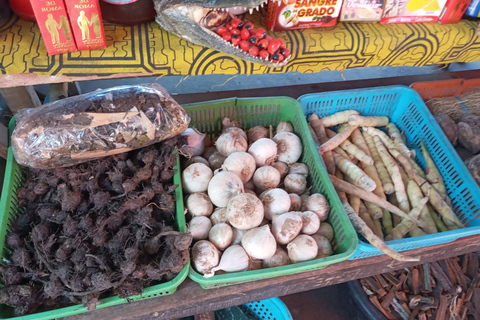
(319, 110, 359, 127)
(326, 129, 373, 165)
(408, 180, 437, 234)
(365, 201, 383, 220)
(308, 124, 335, 175)
(319, 124, 357, 153)
(329, 174, 425, 228)
(386, 193, 429, 241)
(348, 115, 389, 127)
(363, 127, 411, 157)
(428, 204, 448, 232)
(339, 196, 419, 262)
(358, 201, 377, 235)
(363, 131, 394, 194)
(390, 195, 402, 227)
(374, 136, 410, 214)
(333, 147, 351, 161)
(389, 149, 464, 229)
(308, 116, 335, 175)
(407, 157, 427, 180)
(333, 153, 376, 192)
(420, 140, 451, 206)
(363, 202, 384, 239)
(386, 123, 406, 145)
(351, 128, 371, 156)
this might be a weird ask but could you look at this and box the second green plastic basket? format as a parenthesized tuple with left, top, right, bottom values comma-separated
(184, 97, 358, 289)
(0, 118, 190, 320)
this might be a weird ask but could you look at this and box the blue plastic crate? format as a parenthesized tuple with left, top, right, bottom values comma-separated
(244, 298, 293, 320)
(298, 85, 480, 260)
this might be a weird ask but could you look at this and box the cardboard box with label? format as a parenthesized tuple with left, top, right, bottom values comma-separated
(381, 0, 447, 23)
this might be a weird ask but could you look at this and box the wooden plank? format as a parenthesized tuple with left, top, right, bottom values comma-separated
(63, 234, 480, 320)
(0, 86, 41, 113)
(0, 123, 7, 160)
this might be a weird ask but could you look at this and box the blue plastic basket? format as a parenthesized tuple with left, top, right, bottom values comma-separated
(244, 298, 293, 320)
(298, 85, 480, 260)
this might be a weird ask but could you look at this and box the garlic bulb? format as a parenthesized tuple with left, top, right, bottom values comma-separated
(181, 128, 205, 156)
(208, 151, 226, 171)
(223, 152, 256, 183)
(262, 246, 290, 268)
(227, 193, 264, 229)
(273, 132, 302, 165)
(248, 259, 263, 270)
(244, 178, 255, 190)
(284, 173, 307, 194)
(271, 161, 289, 180)
(276, 121, 294, 134)
(224, 126, 247, 141)
(316, 222, 334, 242)
(215, 130, 248, 157)
(183, 156, 210, 169)
(182, 163, 213, 194)
(289, 193, 302, 211)
(187, 192, 213, 217)
(312, 234, 333, 258)
(241, 225, 277, 259)
(287, 235, 318, 263)
(289, 163, 308, 176)
(300, 211, 320, 235)
(253, 166, 281, 191)
(247, 126, 268, 143)
(202, 146, 217, 159)
(248, 138, 277, 167)
(260, 188, 291, 220)
(205, 245, 249, 278)
(189, 216, 212, 240)
(192, 240, 220, 275)
(272, 212, 303, 244)
(208, 171, 244, 207)
(210, 208, 228, 225)
(244, 189, 256, 196)
(231, 227, 247, 245)
(208, 223, 233, 250)
(306, 193, 330, 221)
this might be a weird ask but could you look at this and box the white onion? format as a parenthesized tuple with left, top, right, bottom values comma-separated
(306, 193, 330, 221)
(182, 163, 213, 194)
(208, 171, 244, 207)
(272, 212, 303, 245)
(253, 166, 281, 191)
(183, 156, 209, 169)
(287, 235, 318, 263)
(312, 234, 333, 258)
(276, 121, 294, 134)
(231, 227, 247, 245)
(289, 163, 308, 176)
(208, 223, 233, 250)
(223, 152, 256, 183)
(208, 151, 226, 171)
(181, 128, 205, 156)
(210, 208, 228, 225)
(260, 188, 291, 220)
(284, 173, 307, 194)
(247, 126, 268, 144)
(273, 132, 302, 165)
(205, 245, 249, 277)
(289, 194, 302, 211)
(248, 138, 277, 167)
(316, 222, 334, 242)
(215, 130, 248, 157)
(227, 193, 264, 229)
(192, 240, 219, 275)
(189, 216, 212, 240)
(186, 192, 213, 217)
(241, 225, 277, 259)
(262, 246, 290, 268)
(271, 161, 289, 179)
(300, 211, 320, 235)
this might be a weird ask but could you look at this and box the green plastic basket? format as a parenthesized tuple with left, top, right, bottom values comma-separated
(0, 118, 190, 320)
(184, 97, 358, 289)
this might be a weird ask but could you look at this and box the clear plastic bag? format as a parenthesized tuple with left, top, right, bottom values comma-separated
(12, 83, 190, 169)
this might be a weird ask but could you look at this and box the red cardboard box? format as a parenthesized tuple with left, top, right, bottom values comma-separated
(381, 0, 447, 23)
(266, 0, 343, 31)
(65, 0, 106, 50)
(438, 0, 471, 23)
(30, 0, 77, 55)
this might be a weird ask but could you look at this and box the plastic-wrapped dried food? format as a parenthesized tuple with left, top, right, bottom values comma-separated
(12, 84, 190, 169)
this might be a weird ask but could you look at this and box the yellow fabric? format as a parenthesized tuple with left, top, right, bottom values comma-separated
(0, 13, 479, 79)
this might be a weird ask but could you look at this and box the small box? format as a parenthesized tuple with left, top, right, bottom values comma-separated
(438, 0, 471, 23)
(381, 0, 447, 23)
(30, 0, 77, 55)
(340, 0, 385, 22)
(266, 0, 343, 31)
(65, 0, 106, 50)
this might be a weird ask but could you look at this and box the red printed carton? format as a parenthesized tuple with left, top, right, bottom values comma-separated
(438, 0, 471, 23)
(30, 0, 77, 55)
(381, 0, 447, 23)
(65, 0, 106, 50)
(266, 0, 343, 31)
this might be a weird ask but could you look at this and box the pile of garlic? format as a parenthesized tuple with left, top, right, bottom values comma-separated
(182, 120, 335, 278)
